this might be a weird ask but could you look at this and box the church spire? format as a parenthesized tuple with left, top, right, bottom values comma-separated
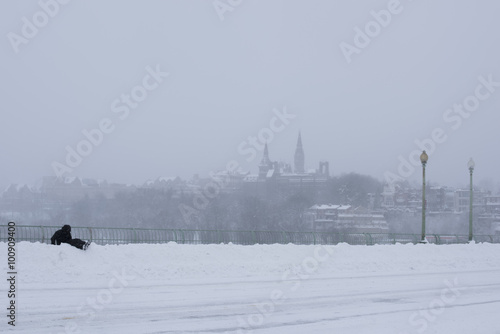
(294, 132, 305, 174)
(259, 142, 272, 178)
(260, 142, 271, 166)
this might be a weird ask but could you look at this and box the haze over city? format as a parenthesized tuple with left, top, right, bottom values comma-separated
(3, 3, 500, 334)
(1, 0, 499, 191)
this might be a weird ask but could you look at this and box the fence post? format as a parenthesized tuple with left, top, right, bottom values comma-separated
(40, 226, 45, 243)
(88, 227, 93, 243)
(180, 230, 185, 244)
(132, 228, 138, 243)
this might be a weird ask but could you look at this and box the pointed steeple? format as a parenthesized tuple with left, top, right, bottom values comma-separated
(294, 132, 305, 174)
(259, 142, 273, 178)
(260, 142, 271, 166)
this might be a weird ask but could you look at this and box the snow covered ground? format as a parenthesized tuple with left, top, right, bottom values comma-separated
(1, 241, 500, 333)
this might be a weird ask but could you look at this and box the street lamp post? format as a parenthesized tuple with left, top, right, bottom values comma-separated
(420, 150, 428, 243)
(468, 158, 475, 242)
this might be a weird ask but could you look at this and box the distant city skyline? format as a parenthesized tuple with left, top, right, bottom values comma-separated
(3, 128, 499, 194)
(1, 1, 499, 193)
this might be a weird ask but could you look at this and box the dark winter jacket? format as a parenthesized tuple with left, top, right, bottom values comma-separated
(51, 225, 72, 245)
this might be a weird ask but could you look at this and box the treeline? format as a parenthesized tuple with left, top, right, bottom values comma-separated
(1, 173, 384, 231)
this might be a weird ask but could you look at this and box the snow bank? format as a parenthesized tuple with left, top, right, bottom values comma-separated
(2, 242, 500, 288)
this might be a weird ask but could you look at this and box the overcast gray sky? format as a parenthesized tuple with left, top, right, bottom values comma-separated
(1, 0, 499, 190)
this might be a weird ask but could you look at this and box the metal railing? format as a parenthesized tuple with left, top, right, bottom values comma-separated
(1, 224, 499, 246)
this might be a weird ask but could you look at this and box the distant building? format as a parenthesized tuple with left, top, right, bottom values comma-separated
(426, 187, 446, 212)
(258, 142, 274, 179)
(381, 183, 420, 211)
(318, 161, 330, 178)
(304, 204, 389, 233)
(382, 183, 474, 213)
(381, 185, 395, 208)
(454, 189, 489, 213)
(249, 133, 330, 187)
(484, 195, 500, 214)
(294, 132, 305, 174)
(491, 222, 500, 235)
(476, 195, 500, 235)
(0, 176, 137, 222)
(209, 170, 249, 192)
(3, 176, 136, 206)
(143, 176, 186, 191)
(0, 184, 39, 219)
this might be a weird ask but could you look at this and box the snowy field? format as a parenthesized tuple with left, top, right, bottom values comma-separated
(1, 241, 500, 334)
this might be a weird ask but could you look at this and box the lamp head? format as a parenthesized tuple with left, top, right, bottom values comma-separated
(468, 158, 475, 171)
(420, 150, 428, 165)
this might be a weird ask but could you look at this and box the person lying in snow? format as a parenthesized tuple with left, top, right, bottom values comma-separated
(51, 225, 91, 250)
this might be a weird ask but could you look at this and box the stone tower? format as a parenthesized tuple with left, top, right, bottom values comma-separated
(294, 132, 305, 174)
(259, 143, 273, 179)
